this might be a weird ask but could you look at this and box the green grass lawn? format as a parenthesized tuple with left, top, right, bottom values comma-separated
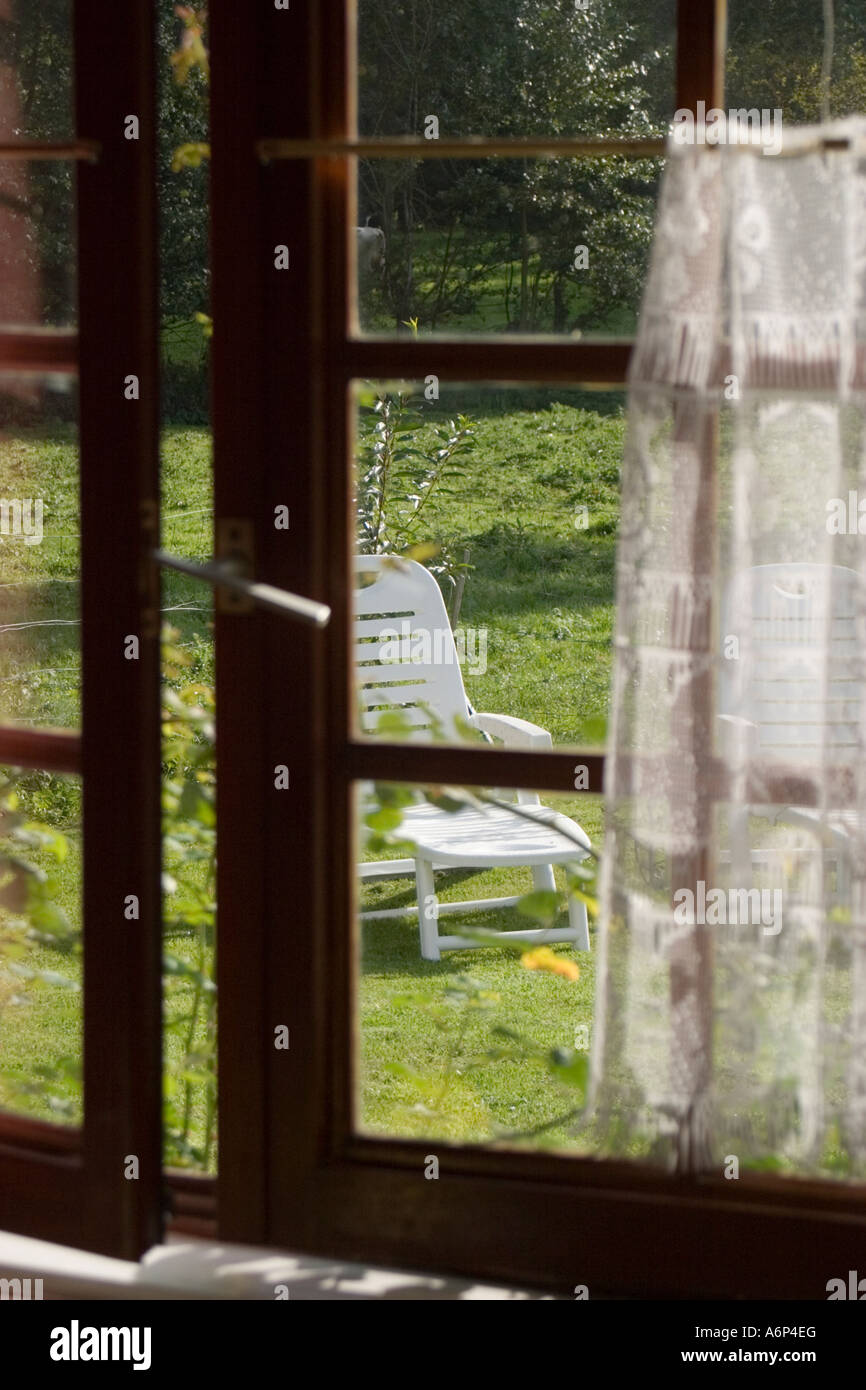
(359, 799, 603, 1149)
(0, 388, 623, 1160)
(352, 385, 622, 1145)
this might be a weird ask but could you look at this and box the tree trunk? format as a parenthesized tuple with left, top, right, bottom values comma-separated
(519, 196, 530, 330)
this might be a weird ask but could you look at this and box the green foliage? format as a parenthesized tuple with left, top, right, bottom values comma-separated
(726, 0, 866, 121)
(362, 777, 597, 1139)
(158, 6, 210, 327)
(0, 630, 217, 1168)
(160, 628, 216, 1169)
(170, 6, 210, 86)
(370, 963, 593, 1142)
(1, 6, 211, 336)
(0, 768, 80, 1121)
(357, 0, 666, 331)
(0, 390, 622, 1150)
(0, 772, 78, 979)
(356, 386, 476, 593)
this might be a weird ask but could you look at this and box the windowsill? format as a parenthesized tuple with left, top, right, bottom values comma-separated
(0, 1229, 558, 1300)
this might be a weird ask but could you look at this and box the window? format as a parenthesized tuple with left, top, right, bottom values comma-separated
(0, 0, 161, 1257)
(208, 0, 866, 1294)
(3, 0, 866, 1297)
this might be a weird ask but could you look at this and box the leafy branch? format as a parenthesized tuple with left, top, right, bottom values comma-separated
(356, 386, 475, 594)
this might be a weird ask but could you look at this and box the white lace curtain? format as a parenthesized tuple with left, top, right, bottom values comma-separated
(590, 119, 866, 1178)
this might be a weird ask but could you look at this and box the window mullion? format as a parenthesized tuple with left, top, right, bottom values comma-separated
(74, 0, 163, 1258)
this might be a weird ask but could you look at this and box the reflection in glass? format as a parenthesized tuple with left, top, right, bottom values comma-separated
(0, 377, 79, 728)
(0, 765, 81, 1125)
(0, 2, 75, 143)
(0, 161, 76, 330)
(727, 2, 866, 121)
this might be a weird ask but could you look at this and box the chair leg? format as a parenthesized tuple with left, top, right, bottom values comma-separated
(567, 891, 590, 952)
(531, 863, 556, 893)
(415, 857, 441, 961)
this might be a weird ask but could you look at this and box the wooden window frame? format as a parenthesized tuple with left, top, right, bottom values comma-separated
(208, 0, 866, 1300)
(5, 0, 866, 1295)
(0, 0, 163, 1257)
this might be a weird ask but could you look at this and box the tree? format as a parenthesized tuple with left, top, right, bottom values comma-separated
(157, 5, 210, 324)
(726, 0, 866, 121)
(2, 4, 211, 331)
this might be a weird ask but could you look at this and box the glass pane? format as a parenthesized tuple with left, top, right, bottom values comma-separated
(356, 1, 675, 139)
(0, 1, 75, 142)
(0, 765, 81, 1126)
(358, 774, 865, 1180)
(353, 382, 621, 752)
(158, 0, 211, 442)
(0, 159, 76, 330)
(161, 488, 215, 1172)
(726, 1, 866, 121)
(161, 658, 216, 1171)
(355, 156, 661, 337)
(0, 374, 79, 728)
(159, 5, 215, 1173)
(357, 779, 601, 1149)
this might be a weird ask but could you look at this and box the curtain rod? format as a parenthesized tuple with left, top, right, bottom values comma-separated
(0, 141, 100, 162)
(257, 138, 668, 161)
(696, 135, 852, 157)
(257, 135, 852, 163)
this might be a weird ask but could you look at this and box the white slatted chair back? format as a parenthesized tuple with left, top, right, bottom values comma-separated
(354, 556, 470, 741)
(722, 563, 860, 765)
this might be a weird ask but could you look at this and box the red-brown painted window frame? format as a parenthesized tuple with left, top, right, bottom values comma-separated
(208, 0, 866, 1299)
(0, 0, 163, 1259)
(7, 0, 861, 1292)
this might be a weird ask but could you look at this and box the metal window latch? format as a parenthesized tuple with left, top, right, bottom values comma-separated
(152, 519, 330, 628)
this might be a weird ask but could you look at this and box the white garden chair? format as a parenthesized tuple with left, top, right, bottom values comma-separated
(719, 563, 861, 893)
(355, 555, 592, 960)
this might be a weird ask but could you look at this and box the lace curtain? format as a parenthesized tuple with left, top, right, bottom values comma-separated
(589, 119, 866, 1177)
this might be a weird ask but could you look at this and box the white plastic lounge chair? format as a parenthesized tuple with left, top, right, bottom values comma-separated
(720, 563, 860, 891)
(355, 555, 592, 960)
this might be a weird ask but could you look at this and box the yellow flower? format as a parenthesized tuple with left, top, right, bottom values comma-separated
(521, 947, 579, 981)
